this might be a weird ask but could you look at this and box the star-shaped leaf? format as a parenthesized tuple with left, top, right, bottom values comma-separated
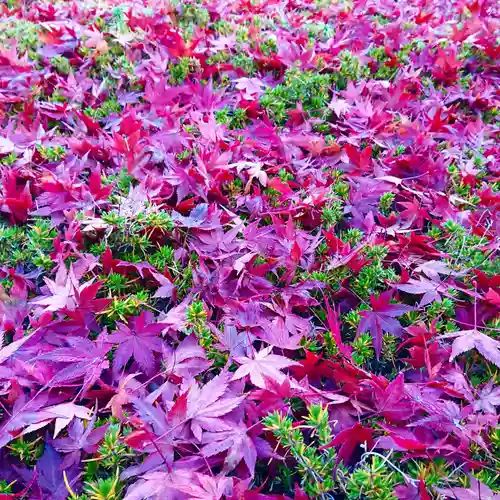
(357, 291, 414, 358)
(232, 346, 300, 389)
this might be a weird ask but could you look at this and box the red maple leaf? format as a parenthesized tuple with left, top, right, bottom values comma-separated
(357, 291, 414, 358)
(0, 171, 33, 223)
(322, 423, 373, 467)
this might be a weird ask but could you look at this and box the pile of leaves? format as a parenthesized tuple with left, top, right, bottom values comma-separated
(0, 0, 499, 498)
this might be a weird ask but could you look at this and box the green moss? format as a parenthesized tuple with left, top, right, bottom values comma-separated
(0, 219, 56, 269)
(37, 144, 66, 162)
(232, 53, 257, 75)
(260, 68, 333, 125)
(379, 192, 395, 216)
(8, 436, 44, 466)
(179, 3, 210, 27)
(0, 480, 14, 494)
(351, 261, 399, 299)
(215, 106, 249, 129)
(97, 424, 134, 470)
(84, 98, 122, 120)
(50, 56, 71, 75)
(169, 57, 201, 85)
(352, 333, 374, 365)
(83, 470, 123, 500)
(346, 456, 398, 500)
(263, 406, 338, 497)
(322, 199, 344, 228)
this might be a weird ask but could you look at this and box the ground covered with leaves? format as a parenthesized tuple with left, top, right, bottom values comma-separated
(0, 0, 499, 498)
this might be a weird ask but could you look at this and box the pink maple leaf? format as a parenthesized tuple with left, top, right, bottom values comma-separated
(440, 329, 500, 368)
(435, 476, 500, 500)
(184, 370, 246, 441)
(473, 381, 500, 414)
(232, 347, 300, 389)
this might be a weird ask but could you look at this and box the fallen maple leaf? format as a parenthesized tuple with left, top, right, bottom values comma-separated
(21, 402, 92, 438)
(232, 347, 300, 389)
(202, 422, 262, 474)
(106, 311, 164, 376)
(185, 370, 246, 441)
(358, 291, 414, 358)
(435, 475, 500, 500)
(440, 329, 500, 368)
(473, 381, 500, 414)
(151, 272, 175, 299)
(52, 408, 108, 468)
(322, 423, 373, 467)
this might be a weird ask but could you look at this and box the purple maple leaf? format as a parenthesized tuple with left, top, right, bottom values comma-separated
(107, 311, 164, 376)
(151, 272, 175, 299)
(36, 337, 111, 393)
(185, 370, 246, 441)
(16, 444, 80, 500)
(396, 277, 448, 307)
(202, 422, 262, 475)
(52, 410, 108, 468)
(162, 334, 211, 380)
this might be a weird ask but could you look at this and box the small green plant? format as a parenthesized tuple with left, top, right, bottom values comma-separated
(407, 458, 450, 486)
(8, 436, 44, 466)
(346, 455, 398, 499)
(78, 469, 123, 500)
(85, 98, 122, 120)
(169, 57, 201, 84)
(379, 192, 395, 216)
(260, 68, 333, 125)
(342, 228, 364, 246)
(394, 145, 406, 157)
(232, 53, 257, 74)
(186, 300, 208, 332)
(491, 427, 500, 456)
(94, 207, 173, 262)
(427, 298, 455, 320)
(352, 333, 375, 365)
(104, 274, 129, 294)
(37, 144, 66, 162)
(148, 245, 175, 270)
(263, 406, 338, 497)
(0, 152, 18, 166)
(351, 261, 399, 299)
(0, 19, 40, 53)
(101, 294, 147, 323)
(215, 106, 248, 129)
(0, 218, 56, 268)
(179, 3, 210, 27)
(332, 179, 350, 200)
(322, 330, 340, 357)
(322, 199, 344, 228)
(344, 309, 362, 329)
(0, 480, 15, 494)
(434, 220, 489, 272)
(335, 50, 370, 89)
(97, 424, 134, 470)
(50, 55, 71, 74)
